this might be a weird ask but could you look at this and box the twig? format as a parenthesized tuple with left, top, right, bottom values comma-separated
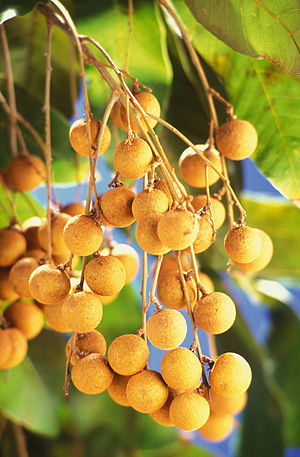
(12, 423, 29, 457)
(221, 155, 234, 228)
(189, 245, 208, 300)
(64, 332, 77, 395)
(140, 175, 149, 341)
(208, 334, 218, 360)
(146, 255, 163, 311)
(204, 164, 216, 240)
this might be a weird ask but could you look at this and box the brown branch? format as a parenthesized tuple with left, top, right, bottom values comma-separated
(12, 423, 29, 457)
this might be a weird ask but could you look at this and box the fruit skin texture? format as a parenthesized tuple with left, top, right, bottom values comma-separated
(9, 257, 39, 298)
(62, 291, 103, 333)
(0, 328, 28, 369)
(194, 292, 236, 335)
(66, 330, 107, 364)
(210, 352, 252, 397)
(6, 154, 46, 192)
(126, 370, 169, 413)
(121, 91, 161, 132)
(179, 144, 222, 188)
(100, 244, 139, 284)
(71, 353, 114, 394)
(198, 413, 234, 441)
(192, 195, 226, 230)
(38, 213, 71, 255)
(157, 271, 197, 310)
(216, 119, 258, 161)
(29, 264, 70, 305)
(0, 228, 27, 267)
(62, 202, 85, 216)
(209, 389, 247, 415)
(108, 334, 149, 376)
(44, 299, 71, 333)
(157, 254, 191, 282)
(136, 213, 170, 256)
(85, 255, 126, 296)
(113, 137, 153, 180)
(169, 392, 210, 431)
(0, 268, 19, 300)
(153, 179, 173, 209)
(108, 373, 131, 406)
(132, 188, 169, 222)
(197, 272, 215, 297)
(224, 226, 262, 263)
(0, 329, 12, 366)
(234, 229, 273, 272)
(69, 118, 111, 157)
(63, 215, 103, 256)
(157, 210, 199, 251)
(161, 347, 202, 391)
(100, 187, 136, 228)
(4, 300, 44, 340)
(146, 309, 187, 350)
(192, 216, 214, 254)
(150, 394, 173, 426)
(22, 217, 43, 249)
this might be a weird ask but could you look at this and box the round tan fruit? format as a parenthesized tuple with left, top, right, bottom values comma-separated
(209, 389, 247, 415)
(113, 137, 153, 180)
(53, 251, 79, 270)
(44, 299, 71, 333)
(108, 373, 131, 406)
(198, 413, 234, 441)
(100, 187, 136, 228)
(38, 213, 71, 256)
(224, 226, 262, 263)
(153, 179, 173, 209)
(161, 347, 202, 391)
(157, 254, 191, 283)
(157, 271, 197, 310)
(234, 229, 273, 272)
(62, 202, 85, 216)
(0, 268, 19, 300)
(126, 370, 168, 413)
(192, 216, 214, 254)
(0, 228, 26, 267)
(69, 118, 111, 157)
(192, 195, 226, 230)
(29, 264, 70, 305)
(146, 309, 187, 350)
(9, 257, 39, 298)
(194, 292, 236, 334)
(157, 210, 199, 251)
(0, 329, 12, 366)
(198, 272, 215, 296)
(85, 255, 126, 296)
(23, 249, 45, 260)
(4, 300, 44, 340)
(71, 353, 114, 394)
(0, 328, 28, 369)
(101, 244, 139, 284)
(121, 91, 161, 132)
(63, 215, 103, 256)
(179, 144, 222, 188)
(22, 217, 43, 249)
(108, 334, 149, 376)
(136, 213, 170, 256)
(216, 119, 258, 161)
(150, 394, 173, 427)
(5, 154, 46, 192)
(110, 102, 127, 131)
(132, 188, 169, 222)
(62, 291, 103, 333)
(210, 352, 252, 397)
(66, 330, 107, 364)
(169, 391, 210, 431)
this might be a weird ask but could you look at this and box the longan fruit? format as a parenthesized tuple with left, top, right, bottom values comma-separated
(136, 213, 171, 256)
(169, 391, 210, 431)
(210, 352, 252, 397)
(108, 373, 131, 406)
(150, 394, 173, 427)
(53, 251, 79, 270)
(224, 226, 262, 263)
(113, 137, 153, 180)
(157, 254, 191, 282)
(194, 292, 236, 335)
(121, 91, 161, 132)
(108, 334, 149, 376)
(63, 214, 103, 256)
(161, 347, 202, 391)
(62, 291, 103, 333)
(9, 257, 39, 298)
(62, 202, 85, 216)
(4, 300, 44, 340)
(179, 145, 222, 188)
(0, 268, 19, 300)
(38, 212, 71, 255)
(66, 330, 107, 364)
(146, 309, 187, 350)
(110, 102, 127, 130)
(23, 249, 45, 260)
(29, 264, 70, 305)
(197, 272, 215, 297)
(100, 187, 136, 228)
(126, 370, 169, 413)
(85, 255, 126, 296)
(132, 188, 169, 222)
(0, 228, 26, 267)
(198, 413, 234, 441)
(5, 154, 46, 192)
(192, 195, 226, 230)
(216, 119, 258, 161)
(71, 353, 114, 394)
(69, 118, 111, 157)
(209, 389, 247, 415)
(22, 217, 43, 249)
(153, 179, 173, 209)
(157, 271, 197, 310)
(101, 244, 139, 284)
(234, 229, 273, 272)
(0, 329, 12, 366)
(0, 328, 28, 369)
(192, 216, 214, 254)
(157, 210, 199, 251)
(44, 299, 71, 333)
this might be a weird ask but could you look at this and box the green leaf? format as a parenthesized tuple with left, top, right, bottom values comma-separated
(0, 1, 46, 20)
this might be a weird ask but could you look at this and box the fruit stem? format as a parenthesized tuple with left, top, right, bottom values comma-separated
(208, 334, 218, 360)
(188, 245, 208, 300)
(64, 332, 77, 396)
(208, 88, 234, 120)
(0, 176, 19, 225)
(141, 175, 149, 341)
(220, 155, 235, 228)
(146, 255, 163, 312)
(204, 164, 216, 240)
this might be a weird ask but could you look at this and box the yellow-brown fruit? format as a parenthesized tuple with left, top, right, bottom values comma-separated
(108, 334, 149, 376)
(179, 145, 222, 188)
(161, 347, 202, 391)
(210, 352, 252, 397)
(22, 217, 43, 249)
(0, 328, 28, 369)
(110, 102, 127, 131)
(66, 330, 107, 364)
(85, 255, 126, 296)
(194, 292, 236, 335)
(126, 370, 169, 413)
(224, 226, 262, 263)
(0, 268, 19, 300)
(157, 254, 191, 282)
(71, 353, 114, 394)
(157, 271, 197, 310)
(44, 299, 71, 333)
(101, 244, 139, 284)
(38, 212, 71, 256)
(53, 251, 79, 270)
(61, 291, 103, 333)
(69, 118, 111, 157)
(113, 137, 153, 180)
(108, 373, 131, 406)
(100, 187, 136, 227)
(132, 188, 169, 222)
(209, 389, 247, 415)
(62, 202, 85, 216)
(157, 210, 199, 251)
(63, 215, 103, 256)
(146, 309, 187, 350)
(4, 300, 44, 340)
(9, 257, 39, 298)
(192, 216, 214, 254)
(216, 119, 258, 161)
(5, 154, 46, 192)
(136, 213, 170, 256)
(169, 391, 210, 431)
(192, 195, 226, 230)
(234, 229, 273, 272)
(150, 394, 173, 427)
(0, 329, 12, 366)
(29, 264, 70, 305)
(198, 413, 234, 441)
(24, 249, 45, 260)
(0, 228, 26, 267)
(121, 91, 161, 132)
(153, 179, 173, 209)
